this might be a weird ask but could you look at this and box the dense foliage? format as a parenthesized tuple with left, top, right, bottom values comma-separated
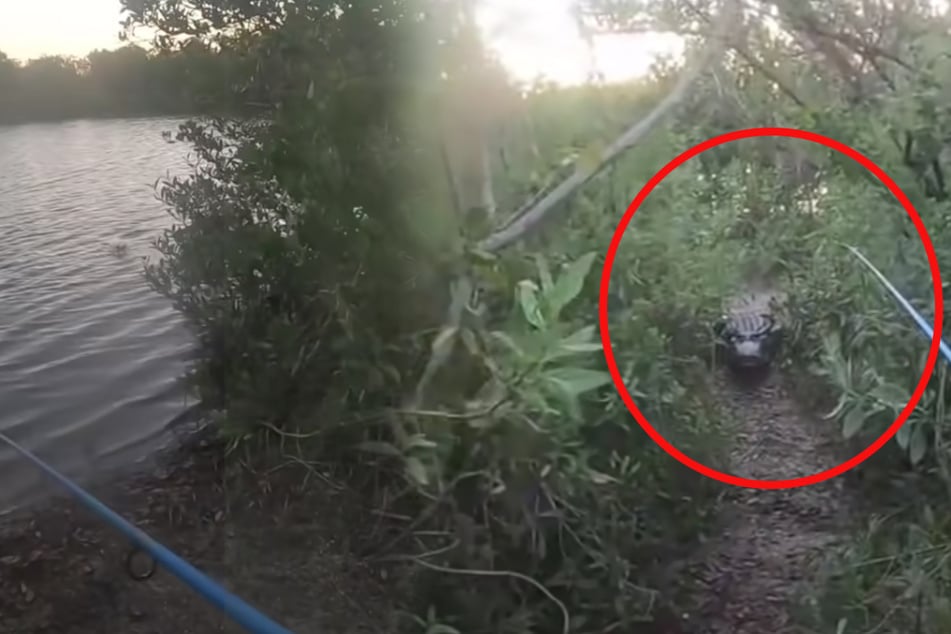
(121, 0, 951, 632)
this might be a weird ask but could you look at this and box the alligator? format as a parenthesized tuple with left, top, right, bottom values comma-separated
(714, 290, 786, 372)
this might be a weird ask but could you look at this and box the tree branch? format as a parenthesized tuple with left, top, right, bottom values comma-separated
(765, 0, 914, 104)
(408, 275, 473, 410)
(478, 0, 741, 253)
(409, 0, 739, 412)
(682, 0, 808, 108)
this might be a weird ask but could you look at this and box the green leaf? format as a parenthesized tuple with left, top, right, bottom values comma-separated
(405, 456, 429, 486)
(895, 421, 912, 450)
(544, 326, 603, 362)
(823, 392, 849, 420)
(559, 342, 604, 354)
(535, 254, 554, 294)
(842, 406, 867, 439)
(546, 252, 598, 321)
(588, 469, 618, 484)
(404, 434, 438, 451)
(562, 324, 597, 346)
(517, 280, 546, 329)
(544, 377, 583, 420)
(910, 425, 928, 465)
(870, 383, 908, 409)
(543, 367, 613, 395)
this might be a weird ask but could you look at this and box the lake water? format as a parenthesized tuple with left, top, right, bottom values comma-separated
(0, 117, 196, 512)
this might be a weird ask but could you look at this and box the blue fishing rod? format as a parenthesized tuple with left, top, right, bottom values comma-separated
(0, 430, 295, 634)
(847, 245, 951, 364)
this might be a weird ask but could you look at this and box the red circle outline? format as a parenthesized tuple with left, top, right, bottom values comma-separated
(598, 127, 943, 490)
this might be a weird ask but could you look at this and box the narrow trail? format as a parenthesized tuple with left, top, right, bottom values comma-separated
(683, 368, 857, 634)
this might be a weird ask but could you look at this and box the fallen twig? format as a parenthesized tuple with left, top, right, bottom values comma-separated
(408, 557, 571, 634)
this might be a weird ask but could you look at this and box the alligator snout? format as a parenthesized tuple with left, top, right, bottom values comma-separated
(723, 331, 782, 371)
(730, 339, 767, 365)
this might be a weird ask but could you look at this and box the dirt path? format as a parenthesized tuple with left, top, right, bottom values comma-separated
(681, 368, 857, 633)
(0, 429, 398, 634)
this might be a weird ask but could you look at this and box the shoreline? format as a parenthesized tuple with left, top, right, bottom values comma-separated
(0, 414, 206, 521)
(0, 421, 400, 634)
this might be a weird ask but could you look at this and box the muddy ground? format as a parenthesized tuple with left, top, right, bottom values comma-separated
(0, 425, 399, 634)
(0, 366, 868, 634)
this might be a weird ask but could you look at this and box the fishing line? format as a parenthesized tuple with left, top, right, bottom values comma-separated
(0, 430, 294, 634)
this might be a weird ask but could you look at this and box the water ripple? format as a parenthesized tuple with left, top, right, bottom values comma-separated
(0, 117, 197, 511)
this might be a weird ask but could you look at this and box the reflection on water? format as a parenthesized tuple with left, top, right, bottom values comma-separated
(0, 117, 196, 512)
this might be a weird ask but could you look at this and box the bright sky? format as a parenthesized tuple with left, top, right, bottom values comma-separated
(0, 0, 125, 60)
(0, 0, 682, 85)
(477, 0, 683, 84)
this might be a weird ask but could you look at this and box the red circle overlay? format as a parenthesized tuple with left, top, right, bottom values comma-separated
(598, 127, 943, 490)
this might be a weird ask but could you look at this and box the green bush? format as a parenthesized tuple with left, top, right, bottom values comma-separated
(130, 0, 951, 632)
(135, 3, 737, 629)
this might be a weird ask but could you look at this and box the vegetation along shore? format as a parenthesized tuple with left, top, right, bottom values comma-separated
(4, 0, 951, 633)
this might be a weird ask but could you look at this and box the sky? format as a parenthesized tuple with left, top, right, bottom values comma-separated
(476, 0, 682, 84)
(0, 0, 126, 61)
(0, 0, 682, 85)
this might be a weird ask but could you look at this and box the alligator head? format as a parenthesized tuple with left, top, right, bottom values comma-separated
(714, 312, 783, 371)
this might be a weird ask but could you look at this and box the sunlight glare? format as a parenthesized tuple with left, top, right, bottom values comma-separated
(1, 0, 683, 88)
(476, 0, 683, 86)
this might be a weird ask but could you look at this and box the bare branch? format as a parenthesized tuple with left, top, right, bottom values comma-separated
(683, 0, 809, 107)
(586, 1, 809, 108)
(478, 0, 741, 253)
(765, 0, 915, 103)
(408, 275, 473, 410)
(806, 19, 915, 72)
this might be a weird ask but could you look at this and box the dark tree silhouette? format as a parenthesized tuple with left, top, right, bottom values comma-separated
(0, 44, 247, 124)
